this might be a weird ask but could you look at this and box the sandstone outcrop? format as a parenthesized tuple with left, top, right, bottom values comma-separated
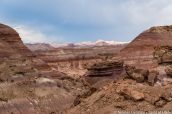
(125, 65, 159, 86)
(152, 46, 172, 80)
(0, 24, 31, 56)
(125, 65, 149, 83)
(0, 24, 51, 77)
(154, 46, 172, 64)
(86, 61, 123, 77)
(0, 24, 36, 81)
(118, 25, 172, 69)
(84, 61, 123, 88)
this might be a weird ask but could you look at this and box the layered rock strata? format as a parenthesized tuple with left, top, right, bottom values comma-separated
(84, 61, 124, 88)
(118, 25, 172, 69)
(65, 26, 172, 114)
(30, 45, 125, 77)
(0, 23, 90, 113)
(86, 61, 123, 77)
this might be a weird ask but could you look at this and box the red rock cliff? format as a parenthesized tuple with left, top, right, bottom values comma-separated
(119, 25, 172, 69)
(0, 24, 32, 56)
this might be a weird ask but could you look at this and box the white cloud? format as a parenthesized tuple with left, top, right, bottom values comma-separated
(120, 0, 172, 26)
(14, 26, 48, 43)
(41, 0, 172, 27)
(13, 25, 64, 43)
(0, 19, 50, 43)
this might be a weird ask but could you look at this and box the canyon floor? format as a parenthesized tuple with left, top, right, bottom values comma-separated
(0, 23, 172, 114)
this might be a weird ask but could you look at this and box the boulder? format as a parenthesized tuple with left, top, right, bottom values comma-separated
(148, 70, 158, 86)
(132, 72, 145, 83)
(117, 87, 145, 101)
(154, 46, 172, 64)
(125, 65, 135, 77)
(162, 51, 172, 63)
(165, 66, 172, 77)
(129, 90, 145, 101)
(125, 65, 149, 83)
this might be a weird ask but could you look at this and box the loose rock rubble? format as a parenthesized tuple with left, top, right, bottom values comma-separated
(125, 65, 160, 86)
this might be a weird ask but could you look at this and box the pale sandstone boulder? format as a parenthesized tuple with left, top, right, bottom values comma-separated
(117, 86, 145, 101)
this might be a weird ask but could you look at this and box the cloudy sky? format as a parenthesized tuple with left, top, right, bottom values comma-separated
(0, 0, 172, 43)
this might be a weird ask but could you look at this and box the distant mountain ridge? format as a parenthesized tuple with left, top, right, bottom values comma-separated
(25, 40, 128, 51)
(51, 40, 128, 48)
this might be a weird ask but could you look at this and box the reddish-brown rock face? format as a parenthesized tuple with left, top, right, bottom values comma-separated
(0, 24, 37, 81)
(0, 24, 32, 56)
(119, 25, 172, 69)
(0, 23, 90, 113)
(84, 61, 124, 88)
(0, 24, 50, 72)
(28, 45, 126, 77)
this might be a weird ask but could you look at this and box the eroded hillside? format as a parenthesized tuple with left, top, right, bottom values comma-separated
(26, 43, 127, 77)
(0, 24, 91, 114)
(1, 23, 172, 114)
(65, 26, 172, 114)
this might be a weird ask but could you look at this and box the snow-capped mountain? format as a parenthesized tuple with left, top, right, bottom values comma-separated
(52, 40, 128, 47)
(93, 40, 128, 46)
